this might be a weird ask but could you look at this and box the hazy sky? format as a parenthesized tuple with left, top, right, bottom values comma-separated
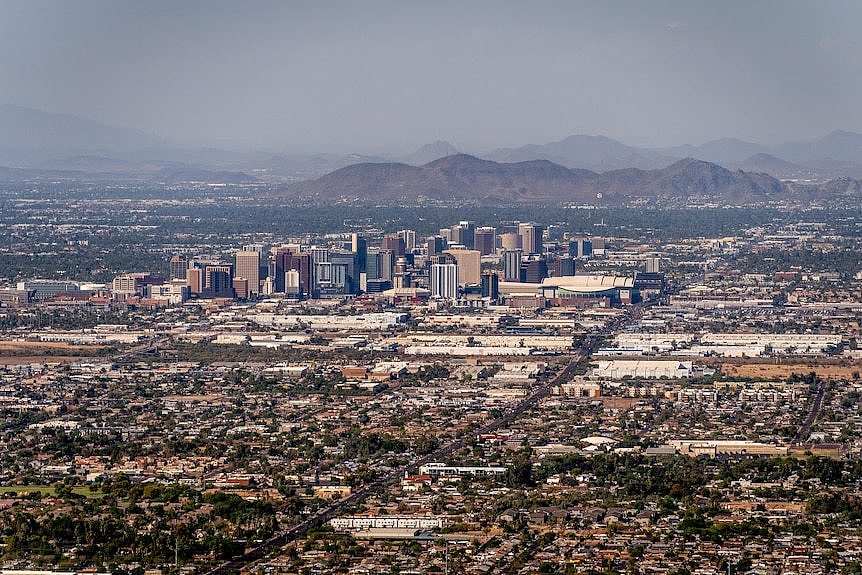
(1, 0, 861, 152)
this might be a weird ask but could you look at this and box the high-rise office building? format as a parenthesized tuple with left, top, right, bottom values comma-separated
(285, 270, 301, 296)
(381, 233, 406, 257)
(235, 250, 261, 295)
(393, 271, 411, 289)
(394, 257, 409, 276)
(474, 227, 496, 255)
(351, 233, 367, 273)
(519, 223, 543, 255)
(502, 249, 523, 281)
(316, 261, 352, 296)
(205, 265, 234, 298)
(292, 253, 313, 297)
(112, 273, 156, 295)
(646, 257, 661, 274)
(365, 249, 381, 280)
(232, 277, 249, 299)
(554, 256, 575, 277)
(327, 251, 357, 294)
(569, 238, 593, 258)
(261, 276, 275, 295)
(555, 256, 576, 277)
(169, 254, 188, 281)
(444, 248, 481, 285)
(500, 232, 521, 251)
(275, 249, 313, 296)
(378, 249, 395, 281)
(450, 221, 476, 249)
(481, 271, 500, 300)
(522, 258, 548, 284)
(364, 278, 392, 293)
(430, 263, 459, 301)
(186, 268, 203, 295)
(428, 253, 456, 267)
(242, 244, 268, 283)
(311, 247, 330, 265)
(426, 236, 446, 256)
(397, 229, 417, 253)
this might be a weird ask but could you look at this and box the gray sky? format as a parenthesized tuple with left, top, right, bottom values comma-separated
(1, 0, 861, 152)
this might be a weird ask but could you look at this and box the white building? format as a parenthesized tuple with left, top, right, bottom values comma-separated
(148, 280, 190, 305)
(418, 463, 507, 477)
(592, 360, 695, 379)
(430, 263, 459, 301)
(330, 515, 446, 532)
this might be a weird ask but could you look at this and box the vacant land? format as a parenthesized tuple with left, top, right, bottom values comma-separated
(0, 340, 105, 360)
(721, 362, 862, 381)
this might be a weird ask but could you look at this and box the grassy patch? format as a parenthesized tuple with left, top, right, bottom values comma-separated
(0, 485, 102, 498)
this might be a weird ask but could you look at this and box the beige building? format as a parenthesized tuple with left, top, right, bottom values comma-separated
(186, 268, 203, 294)
(235, 250, 261, 295)
(518, 222, 543, 254)
(499, 232, 521, 250)
(444, 248, 481, 285)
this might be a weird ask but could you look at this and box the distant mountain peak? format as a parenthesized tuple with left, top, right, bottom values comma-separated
(485, 133, 675, 171)
(421, 139, 458, 151)
(399, 140, 459, 165)
(0, 104, 165, 166)
(424, 153, 486, 166)
(734, 152, 808, 175)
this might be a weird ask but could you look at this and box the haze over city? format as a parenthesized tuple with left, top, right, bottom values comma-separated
(1, 0, 861, 152)
(2, 3, 862, 575)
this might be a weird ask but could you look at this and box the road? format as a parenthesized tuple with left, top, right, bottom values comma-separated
(202, 311, 632, 575)
(112, 334, 172, 363)
(793, 377, 827, 444)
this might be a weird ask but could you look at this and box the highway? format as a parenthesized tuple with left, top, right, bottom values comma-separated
(793, 377, 827, 444)
(112, 334, 172, 363)
(202, 312, 632, 575)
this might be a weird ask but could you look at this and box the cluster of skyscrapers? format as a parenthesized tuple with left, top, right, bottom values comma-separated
(162, 221, 606, 303)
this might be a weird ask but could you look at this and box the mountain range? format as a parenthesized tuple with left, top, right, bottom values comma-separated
(283, 154, 808, 205)
(2, 104, 862, 188)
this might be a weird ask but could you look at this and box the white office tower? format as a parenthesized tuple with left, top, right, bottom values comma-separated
(431, 263, 459, 302)
(646, 257, 661, 273)
(262, 276, 275, 295)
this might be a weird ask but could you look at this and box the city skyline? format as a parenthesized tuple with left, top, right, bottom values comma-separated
(1, 2, 861, 573)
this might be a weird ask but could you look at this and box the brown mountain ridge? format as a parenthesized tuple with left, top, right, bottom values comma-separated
(281, 154, 793, 204)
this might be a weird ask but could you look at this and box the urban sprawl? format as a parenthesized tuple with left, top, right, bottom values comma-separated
(1, 195, 862, 575)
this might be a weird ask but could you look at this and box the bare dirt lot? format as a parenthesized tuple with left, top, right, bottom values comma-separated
(0, 340, 105, 364)
(719, 361, 862, 380)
